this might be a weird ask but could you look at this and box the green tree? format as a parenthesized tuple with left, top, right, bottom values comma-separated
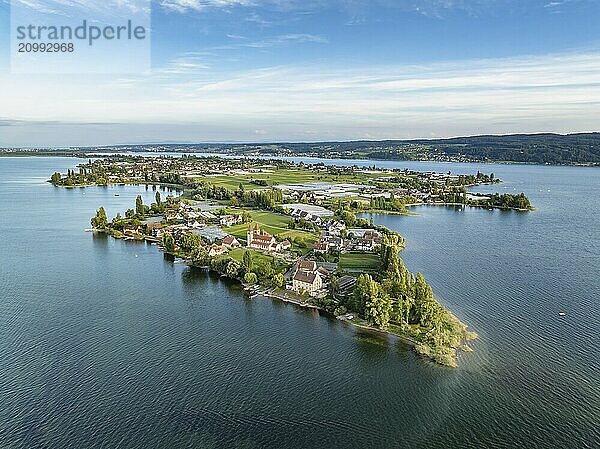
(242, 250, 253, 272)
(135, 195, 145, 216)
(226, 259, 242, 278)
(364, 288, 392, 329)
(191, 246, 210, 266)
(353, 274, 378, 314)
(241, 211, 252, 223)
(412, 273, 443, 328)
(50, 172, 62, 184)
(329, 275, 340, 297)
(162, 232, 175, 253)
(244, 272, 258, 285)
(179, 233, 201, 253)
(273, 273, 285, 288)
(91, 207, 108, 229)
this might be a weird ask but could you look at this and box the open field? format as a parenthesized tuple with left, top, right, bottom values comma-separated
(339, 252, 381, 272)
(228, 248, 289, 273)
(224, 210, 319, 252)
(196, 168, 377, 191)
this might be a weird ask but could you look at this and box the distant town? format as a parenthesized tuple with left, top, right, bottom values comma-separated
(50, 155, 532, 367)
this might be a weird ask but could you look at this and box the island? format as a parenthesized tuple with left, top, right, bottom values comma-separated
(50, 155, 534, 367)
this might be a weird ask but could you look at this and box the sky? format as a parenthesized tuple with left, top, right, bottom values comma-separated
(0, 0, 599, 146)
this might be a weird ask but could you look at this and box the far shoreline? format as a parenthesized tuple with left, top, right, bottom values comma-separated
(1, 150, 599, 168)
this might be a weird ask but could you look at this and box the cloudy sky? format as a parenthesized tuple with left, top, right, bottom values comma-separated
(0, 0, 599, 146)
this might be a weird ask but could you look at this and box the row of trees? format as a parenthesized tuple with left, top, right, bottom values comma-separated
(91, 192, 178, 232)
(368, 195, 407, 212)
(232, 184, 284, 210)
(161, 230, 287, 288)
(328, 234, 460, 351)
(482, 193, 532, 210)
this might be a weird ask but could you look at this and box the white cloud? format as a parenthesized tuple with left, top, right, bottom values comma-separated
(1, 50, 600, 143)
(13, 0, 150, 15)
(160, 0, 255, 12)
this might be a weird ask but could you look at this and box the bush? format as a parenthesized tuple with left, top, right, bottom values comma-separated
(244, 272, 258, 284)
(334, 306, 347, 316)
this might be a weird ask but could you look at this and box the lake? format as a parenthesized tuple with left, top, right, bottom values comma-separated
(0, 156, 598, 448)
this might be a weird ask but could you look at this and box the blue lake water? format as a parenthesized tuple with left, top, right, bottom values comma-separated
(0, 156, 598, 448)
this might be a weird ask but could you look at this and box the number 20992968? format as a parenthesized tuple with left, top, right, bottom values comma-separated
(18, 42, 75, 53)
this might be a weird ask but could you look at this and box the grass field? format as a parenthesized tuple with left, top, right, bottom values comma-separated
(225, 210, 319, 250)
(195, 168, 376, 191)
(339, 252, 381, 271)
(228, 248, 289, 273)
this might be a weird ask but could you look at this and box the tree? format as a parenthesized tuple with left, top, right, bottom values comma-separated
(91, 207, 108, 229)
(353, 274, 379, 314)
(155, 191, 162, 207)
(253, 259, 274, 282)
(51, 172, 61, 184)
(412, 273, 442, 328)
(365, 288, 392, 329)
(244, 272, 257, 285)
(226, 259, 242, 278)
(241, 211, 252, 223)
(191, 246, 210, 266)
(329, 275, 340, 297)
(162, 232, 175, 253)
(242, 250, 253, 272)
(135, 195, 145, 216)
(179, 233, 201, 253)
(273, 273, 285, 288)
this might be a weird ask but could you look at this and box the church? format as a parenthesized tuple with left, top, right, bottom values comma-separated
(247, 224, 280, 252)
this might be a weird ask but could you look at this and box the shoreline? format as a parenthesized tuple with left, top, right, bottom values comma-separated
(4, 151, 599, 167)
(403, 202, 534, 212)
(92, 228, 469, 368)
(71, 155, 495, 368)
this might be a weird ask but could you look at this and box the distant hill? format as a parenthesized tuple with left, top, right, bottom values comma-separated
(3, 133, 600, 165)
(223, 133, 600, 165)
(167, 132, 600, 165)
(404, 133, 600, 165)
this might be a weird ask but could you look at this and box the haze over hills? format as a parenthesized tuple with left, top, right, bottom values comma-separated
(2, 133, 600, 166)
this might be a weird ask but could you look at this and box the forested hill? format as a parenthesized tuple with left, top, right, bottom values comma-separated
(189, 132, 600, 165)
(238, 133, 600, 165)
(3, 133, 600, 165)
(403, 133, 600, 165)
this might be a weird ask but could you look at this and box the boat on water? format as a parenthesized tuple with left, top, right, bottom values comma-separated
(559, 312, 567, 316)
(114, 194, 120, 196)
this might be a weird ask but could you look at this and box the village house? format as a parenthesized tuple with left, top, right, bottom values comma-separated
(313, 241, 329, 254)
(354, 231, 382, 251)
(123, 224, 141, 237)
(323, 220, 346, 236)
(313, 235, 344, 254)
(289, 209, 322, 226)
(145, 222, 164, 238)
(291, 260, 323, 296)
(292, 271, 323, 295)
(220, 214, 242, 227)
(222, 235, 241, 249)
(207, 244, 228, 257)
